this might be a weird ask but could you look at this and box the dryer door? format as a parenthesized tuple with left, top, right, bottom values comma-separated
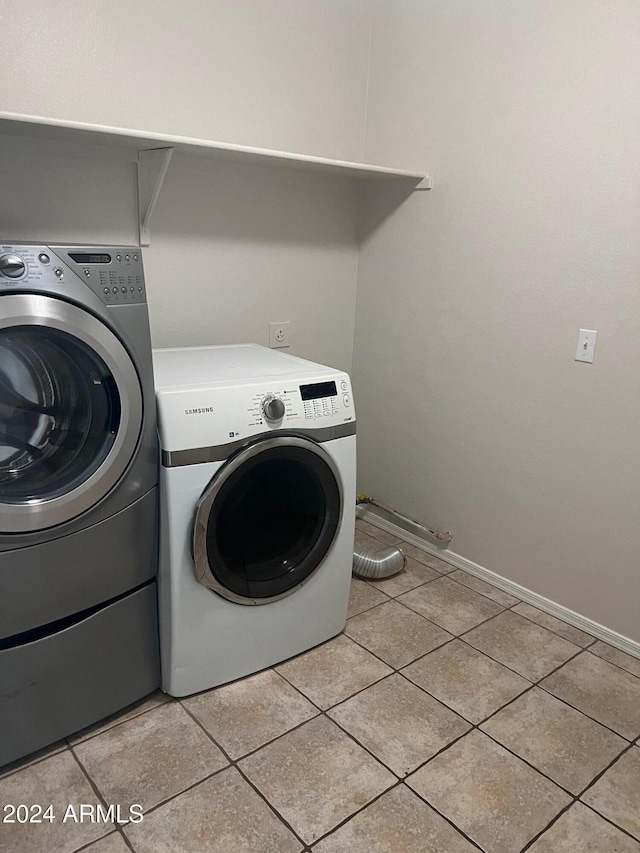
(0, 294, 143, 533)
(193, 436, 343, 604)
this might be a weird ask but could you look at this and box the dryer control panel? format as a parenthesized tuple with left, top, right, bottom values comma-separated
(245, 377, 352, 431)
(156, 373, 354, 452)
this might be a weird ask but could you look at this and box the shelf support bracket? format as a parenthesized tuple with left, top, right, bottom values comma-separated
(137, 147, 175, 246)
(414, 175, 433, 191)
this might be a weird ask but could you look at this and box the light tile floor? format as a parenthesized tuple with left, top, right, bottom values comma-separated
(2, 520, 640, 852)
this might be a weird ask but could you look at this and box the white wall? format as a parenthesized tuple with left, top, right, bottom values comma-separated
(0, 132, 360, 373)
(1, 0, 371, 162)
(0, 134, 138, 244)
(1, 1, 368, 373)
(143, 153, 360, 372)
(6, 0, 636, 643)
(354, 0, 640, 641)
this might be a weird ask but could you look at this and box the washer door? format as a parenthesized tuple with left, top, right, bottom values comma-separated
(193, 436, 343, 604)
(0, 294, 143, 533)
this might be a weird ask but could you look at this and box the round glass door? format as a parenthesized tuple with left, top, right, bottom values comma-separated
(0, 294, 143, 533)
(193, 436, 343, 604)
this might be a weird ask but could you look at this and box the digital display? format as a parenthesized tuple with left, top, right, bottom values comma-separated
(68, 253, 112, 264)
(300, 381, 337, 401)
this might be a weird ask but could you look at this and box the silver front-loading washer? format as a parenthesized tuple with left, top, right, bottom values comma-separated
(0, 244, 160, 766)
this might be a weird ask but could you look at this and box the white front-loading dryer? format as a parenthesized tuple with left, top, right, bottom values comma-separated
(153, 344, 356, 697)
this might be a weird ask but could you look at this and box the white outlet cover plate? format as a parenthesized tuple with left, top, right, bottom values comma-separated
(269, 321, 290, 348)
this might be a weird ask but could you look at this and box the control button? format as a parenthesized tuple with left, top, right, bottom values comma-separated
(116, 254, 122, 262)
(315, 412, 323, 418)
(133, 254, 139, 262)
(130, 287, 135, 292)
(38, 253, 50, 265)
(261, 394, 286, 423)
(0, 253, 26, 278)
(341, 380, 348, 391)
(343, 394, 350, 406)
(138, 287, 143, 293)
(305, 414, 314, 420)
(125, 254, 130, 262)
(121, 286, 127, 293)
(112, 287, 118, 294)
(54, 267, 64, 279)
(103, 287, 110, 295)
(84, 269, 91, 277)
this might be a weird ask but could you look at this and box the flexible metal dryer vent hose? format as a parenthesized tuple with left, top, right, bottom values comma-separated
(352, 544, 406, 580)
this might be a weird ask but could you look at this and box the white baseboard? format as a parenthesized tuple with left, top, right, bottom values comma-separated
(357, 506, 640, 661)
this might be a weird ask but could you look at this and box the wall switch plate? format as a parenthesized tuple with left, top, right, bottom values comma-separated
(575, 329, 597, 363)
(269, 321, 291, 348)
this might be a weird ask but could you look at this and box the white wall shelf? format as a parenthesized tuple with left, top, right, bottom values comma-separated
(0, 112, 427, 183)
(0, 112, 430, 244)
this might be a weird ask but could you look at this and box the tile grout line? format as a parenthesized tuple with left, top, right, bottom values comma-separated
(504, 600, 597, 649)
(473, 648, 640, 849)
(0, 743, 67, 782)
(451, 632, 640, 742)
(519, 733, 640, 853)
(583, 649, 640, 680)
(344, 623, 456, 673)
(342, 618, 569, 851)
(178, 700, 311, 851)
(82, 826, 137, 853)
(579, 798, 640, 846)
(5, 549, 639, 851)
(276, 629, 567, 848)
(121, 763, 228, 822)
(573, 730, 640, 843)
(204, 656, 482, 849)
(384, 643, 630, 852)
(578, 734, 639, 798)
(477, 642, 636, 752)
(518, 797, 576, 853)
(7, 655, 633, 851)
(318, 622, 638, 849)
(359, 522, 639, 660)
(65, 746, 121, 852)
(0, 546, 603, 770)
(312, 777, 487, 853)
(535, 683, 637, 742)
(377, 554, 601, 664)
(352, 589, 550, 688)
(284, 694, 486, 851)
(0, 696, 171, 781)
(394, 585, 509, 635)
(71, 828, 135, 853)
(477, 640, 640, 847)
(286, 596, 634, 802)
(7, 652, 636, 853)
(64, 699, 169, 750)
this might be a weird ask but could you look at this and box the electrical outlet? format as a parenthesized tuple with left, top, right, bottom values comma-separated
(269, 321, 291, 348)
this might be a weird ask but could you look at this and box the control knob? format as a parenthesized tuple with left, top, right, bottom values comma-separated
(261, 393, 285, 423)
(0, 253, 26, 278)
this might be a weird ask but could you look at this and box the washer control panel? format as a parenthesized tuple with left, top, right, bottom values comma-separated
(0, 244, 147, 305)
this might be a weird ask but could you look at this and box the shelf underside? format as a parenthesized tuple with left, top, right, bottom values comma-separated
(0, 112, 427, 184)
